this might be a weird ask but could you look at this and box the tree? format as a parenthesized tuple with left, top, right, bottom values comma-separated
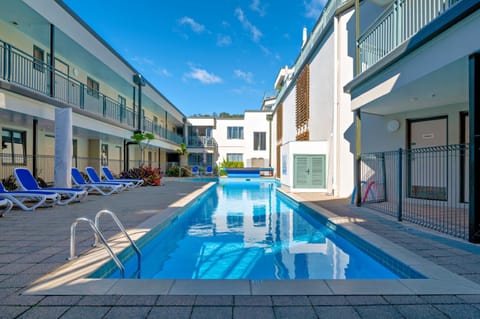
(131, 132, 155, 165)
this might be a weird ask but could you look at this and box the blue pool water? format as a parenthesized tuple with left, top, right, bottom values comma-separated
(91, 180, 422, 280)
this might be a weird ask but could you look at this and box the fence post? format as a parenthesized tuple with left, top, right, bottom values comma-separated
(397, 148, 403, 221)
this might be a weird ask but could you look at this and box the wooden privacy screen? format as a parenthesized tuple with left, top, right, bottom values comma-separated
(296, 65, 309, 141)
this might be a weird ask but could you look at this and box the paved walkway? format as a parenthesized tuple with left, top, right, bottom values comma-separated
(0, 180, 479, 318)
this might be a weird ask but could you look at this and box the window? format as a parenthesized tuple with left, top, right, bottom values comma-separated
(101, 144, 108, 166)
(118, 95, 126, 121)
(33, 45, 44, 72)
(87, 77, 99, 98)
(2, 129, 26, 165)
(253, 132, 266, 150)
(227, 126, 244, 139)
(227, 153, 243, 162)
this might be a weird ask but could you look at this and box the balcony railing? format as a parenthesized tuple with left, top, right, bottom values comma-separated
(0, 39, 183, 144)
(187, 136, 217, 148)
(358, 0, 462, 72)
(143, 118, 184, 144)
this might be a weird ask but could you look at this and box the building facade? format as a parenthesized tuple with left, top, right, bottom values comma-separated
(0, 0, 186, 186)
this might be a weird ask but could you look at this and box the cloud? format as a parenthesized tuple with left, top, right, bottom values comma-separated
(154, 68, 172, 77)
(185, 66, 222, 84)
(131, 56, 154, 66)
(235, 8, 262, 42)
(234, 69, 254, 84)
(250, 0, 266, 16)
(304, 0, 327, 18)
(178, 16, 206, 33)
(217, 34, 232, 47)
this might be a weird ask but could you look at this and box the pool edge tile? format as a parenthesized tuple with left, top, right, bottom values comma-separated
(169, 280, 250, 295)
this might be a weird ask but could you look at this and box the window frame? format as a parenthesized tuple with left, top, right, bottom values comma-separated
(226, 153, 243, 162)
(227, 126, 244, 140)
(87, 76, 100, 99)
(253, 132, 266, 151)
(2, 128, 27, 165)
(33, 45, 45, 72)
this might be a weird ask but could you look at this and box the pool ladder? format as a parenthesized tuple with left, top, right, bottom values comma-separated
(68, 209, 142, 278)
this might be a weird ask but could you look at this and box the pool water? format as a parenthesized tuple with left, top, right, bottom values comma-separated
(92, 180, 411, 280)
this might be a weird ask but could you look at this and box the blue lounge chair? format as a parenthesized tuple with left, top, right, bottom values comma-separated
(191, 165, 199, 176)
(101, 166, 144, 188)
(72, 168, 123, 195)
(0, 198, 13, 216)
(85, 167, 129, 190)
(205, 166, 213, 176)
(14, 168, 87, 205)
(0, 182, 60, 211)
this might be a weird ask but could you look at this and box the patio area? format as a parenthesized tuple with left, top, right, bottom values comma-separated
(0, 179, 479, 318)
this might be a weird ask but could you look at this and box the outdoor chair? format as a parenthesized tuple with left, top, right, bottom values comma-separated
(85, 167, 129, 190)
(14, 168, 87, 206)
(205, 166, 213, 176)
(71, 168, 123, 195)
(191, 165, 199, 176)
(0, 182, 60, 211)
(0, 198, 13, 216)
(101, 166, 144, 188)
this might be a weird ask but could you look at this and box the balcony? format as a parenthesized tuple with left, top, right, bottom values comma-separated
(0, 39, 183, 145)
(358, 0, 462, 73)
(187, 136, 217, 148)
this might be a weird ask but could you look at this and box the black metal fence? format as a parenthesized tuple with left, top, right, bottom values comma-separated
(360, 144, 469, 240)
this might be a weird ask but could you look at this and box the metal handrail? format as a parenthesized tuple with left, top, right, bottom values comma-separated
(68, 217, 125, 278)
(94, 209, 142, 278)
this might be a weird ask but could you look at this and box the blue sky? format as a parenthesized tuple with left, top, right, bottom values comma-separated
(63, 0, 326, 116)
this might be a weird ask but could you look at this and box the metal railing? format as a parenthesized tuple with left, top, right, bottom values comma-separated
(187, 136, 217, 148)
(0, 154, 161, 186)
(360, 144, 469, 239)
(358, 0, 462, 72)
(0, 39, 183, 144)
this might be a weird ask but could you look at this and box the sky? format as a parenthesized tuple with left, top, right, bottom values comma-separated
(63, 0, 326, 116)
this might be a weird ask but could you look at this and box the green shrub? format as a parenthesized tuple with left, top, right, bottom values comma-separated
(165, 166, 191, 177)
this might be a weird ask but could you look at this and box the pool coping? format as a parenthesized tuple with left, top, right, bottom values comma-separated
(23, 184, 480, 296)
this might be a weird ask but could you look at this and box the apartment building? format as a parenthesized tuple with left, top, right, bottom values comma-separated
(0, 0, 185, 186)
(344, 0, 480, 241)
(270, 0, 356, 195)
(186, 109, 272, 171)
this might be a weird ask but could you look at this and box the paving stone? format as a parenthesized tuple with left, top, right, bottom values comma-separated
(0, 294, 44, 306)
(0, 306, 29, 319)
(457, 294, 480, 303)
(38, 295, 82, 306)
(77, 295, 121, 306)
(156, 295, 196, 306)
(116, 295, 158, 306)
(234, 295, 272, 306)
(0, 263, 35, 275)
(434, 304, 480, 319)
(233, 306, 274, 319)
(60, 306, 110, 319)
(0, 254, 24, 263)
(272, 295, 311, 306)
(309, 295, 349, 306)
(195, 295, 233, 305)
(191, 306, 232, 319)
(274, 306, 317, 319)
(346, 295, 388, 305)
(0, 274, 39, 288)
(354, 305, 404, 319)
(395, 304, 449, 319)
(383, 295, 426, 305)
(314, 306, 360, 319)
(419, 295, 463, 304)
(147, 306, 192, 319)
(102, 306, 151, 319)
(17, 306, 69, 319)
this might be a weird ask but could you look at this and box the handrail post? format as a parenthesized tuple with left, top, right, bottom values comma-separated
(94, 209, 142, 278)
(397, 148, 403, 221)
(68, 217, 125, 278)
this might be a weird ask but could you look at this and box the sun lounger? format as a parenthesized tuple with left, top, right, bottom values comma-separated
(191, 165, 199, 176)
(205, 166, 213, 176)
(71, 168, 123, 195)
(14, 168, 87, 205)
(101, 166, 144, 188)
(0, 182, 60, 211)
(85, 167, 129, 190)
(0, 198, 13, 216)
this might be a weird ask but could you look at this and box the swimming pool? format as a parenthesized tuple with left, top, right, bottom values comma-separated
(91, 180, 423, 280)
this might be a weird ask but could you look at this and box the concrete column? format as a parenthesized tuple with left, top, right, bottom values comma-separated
(54, 107, 72, 187)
